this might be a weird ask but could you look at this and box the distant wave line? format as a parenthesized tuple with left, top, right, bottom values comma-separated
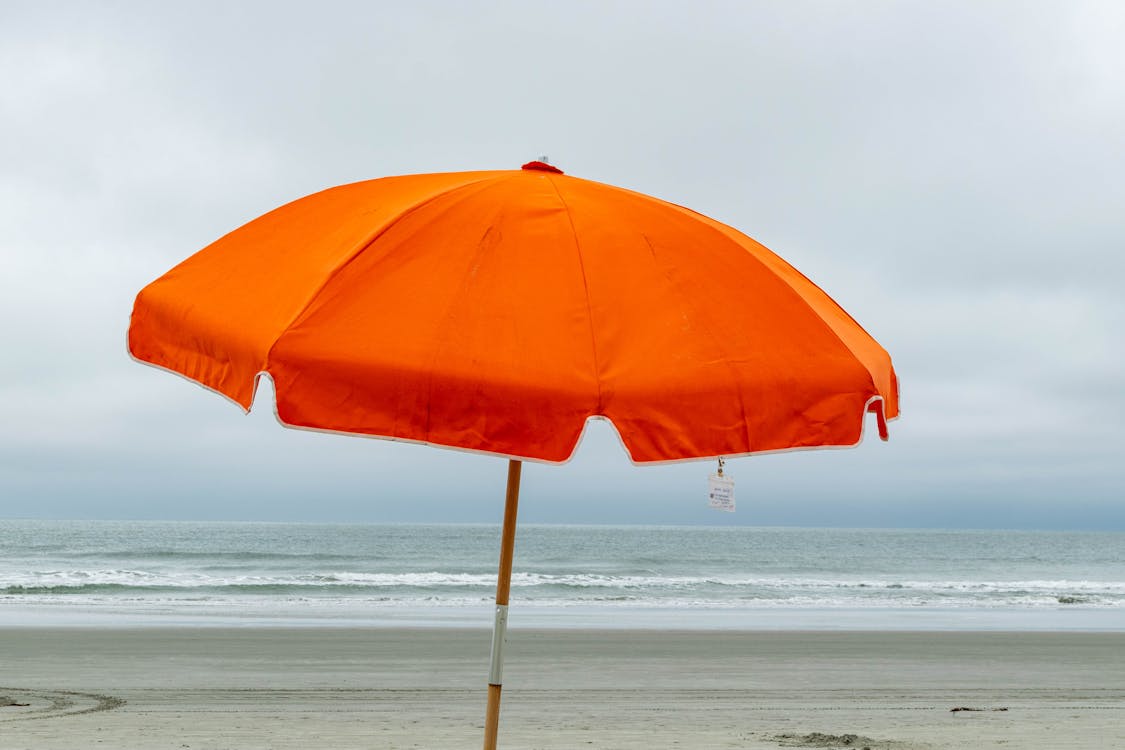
(3, 570, 1124, 593)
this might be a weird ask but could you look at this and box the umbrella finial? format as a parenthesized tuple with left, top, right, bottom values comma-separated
(521, 157, 564, 174)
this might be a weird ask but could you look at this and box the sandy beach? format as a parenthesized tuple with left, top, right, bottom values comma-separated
(1, 627, 1123, 749)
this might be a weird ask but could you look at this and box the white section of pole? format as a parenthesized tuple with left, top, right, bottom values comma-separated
(488, 604, 509, 684)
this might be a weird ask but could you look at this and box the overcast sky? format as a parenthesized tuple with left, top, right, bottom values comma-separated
(2, 1, 1122, 529)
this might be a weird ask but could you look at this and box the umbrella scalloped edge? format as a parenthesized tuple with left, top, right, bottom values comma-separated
(130, 337, 895, 466)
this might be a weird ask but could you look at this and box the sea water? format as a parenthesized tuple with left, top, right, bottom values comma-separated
(1, 520, 1123, 630)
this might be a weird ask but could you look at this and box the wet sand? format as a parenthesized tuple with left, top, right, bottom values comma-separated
(1, 628, 1123, 749)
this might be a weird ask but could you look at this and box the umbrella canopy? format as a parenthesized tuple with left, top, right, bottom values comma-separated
(129, 161, 897, 464)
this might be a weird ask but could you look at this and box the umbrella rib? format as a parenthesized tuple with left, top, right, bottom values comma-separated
(545, 176, 604, 415)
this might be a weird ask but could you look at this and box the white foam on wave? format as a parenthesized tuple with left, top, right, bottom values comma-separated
(4, 569, 1125, 603)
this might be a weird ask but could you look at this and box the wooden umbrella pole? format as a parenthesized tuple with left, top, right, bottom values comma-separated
(483, 459, 522, 750)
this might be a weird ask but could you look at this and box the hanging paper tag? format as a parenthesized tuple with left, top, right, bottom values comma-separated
(708, 473, 735, 512)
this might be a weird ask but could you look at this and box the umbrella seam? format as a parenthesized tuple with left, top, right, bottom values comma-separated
(577, 179, 890, 406)
(652, 196, 886, 406)
(421, 221, 506, 442)
(262, 175, 503, 379)
(545, 176, 604, 415)
(639, 234, 754, 454)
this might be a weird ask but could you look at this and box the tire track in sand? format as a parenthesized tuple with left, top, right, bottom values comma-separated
(0, 688, 125, 722)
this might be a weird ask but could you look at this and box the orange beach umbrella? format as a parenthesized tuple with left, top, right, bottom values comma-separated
(129, 159, 898, 749)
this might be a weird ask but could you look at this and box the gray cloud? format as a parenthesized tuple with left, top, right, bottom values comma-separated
(2, 1, 1122, 528)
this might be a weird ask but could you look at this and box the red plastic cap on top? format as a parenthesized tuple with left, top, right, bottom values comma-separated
(521, 160, 564, 174)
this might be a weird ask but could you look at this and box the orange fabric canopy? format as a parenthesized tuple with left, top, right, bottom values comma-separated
(128, 162, 898, 463)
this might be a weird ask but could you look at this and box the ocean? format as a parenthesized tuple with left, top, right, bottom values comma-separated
(2, 520, 1123, 630)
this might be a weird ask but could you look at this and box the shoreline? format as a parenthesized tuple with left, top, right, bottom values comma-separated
(4, 602, 1124, 632)
(2, 627, 1123, 748)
